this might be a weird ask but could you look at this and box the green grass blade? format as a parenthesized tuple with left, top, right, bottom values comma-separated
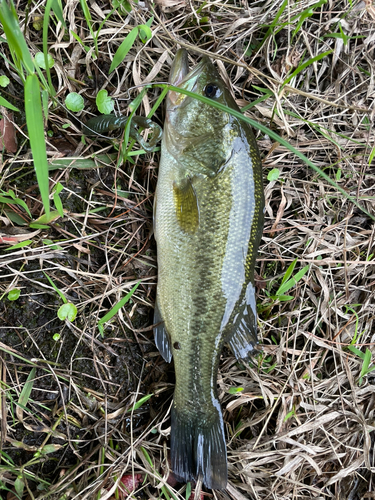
(98, 281, 140, 326)
(0, 0, 34, 76)
(368, 144, 375, 166)
(79, 0, 92, 23)
(18, 367, 36, 410)
(120, 87, 149, 162)
(79, 0, 98, 56)
(148, 85, 169, 118)
(53, 182, 64, 216)
(277, 264, 309, 296)
(43, 272, 67, 303)
(280, 259, 297, 286)
(43, 0, 58, 95)
(50, 0, 66, 27)
(128, 393, 153, 412)
(24, 74, 50, 217)
(359, 348, 374, 385)
(155, 84, 374, 221)
(70, 30, 90, 51)
(259, 0, 288, 48)
(282, 50, 333, 87)
(0, 195, 31, 218)
(4, 240, 33, 250)
(348, 345, 365, 360)
(41, 89, 49, 119)
(241, 91, 273, 111)
(0, 95, 20, 112)
(109, 27, 138, 73)
(140, 446, 153, 466)
(292, 0, 327, 39)
(362, 348, 371, 369)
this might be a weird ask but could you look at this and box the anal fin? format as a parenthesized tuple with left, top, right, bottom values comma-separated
(228, 282, 259, 360)
(228, 314, 258, 360)
(153, 298, 172, 363)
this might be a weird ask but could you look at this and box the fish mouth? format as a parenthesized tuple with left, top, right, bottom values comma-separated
(169, 49, 190, 87)
(168, 49, 212, 107)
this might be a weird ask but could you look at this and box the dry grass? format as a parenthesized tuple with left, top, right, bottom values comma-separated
(0, 0, 375, 498)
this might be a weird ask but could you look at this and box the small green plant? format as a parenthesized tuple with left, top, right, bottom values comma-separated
(78, 0, 99, 57)
(348, 346, 375, 385)
(228, 386, 244, 394)
(112, 0, 132, 14)
(65, 92, 84, 112)
(269, 259, 310, 302)
(258, 259, 310, 318)
(139, 447, 178, 500)
(0, 367, 62, 495)
(291, 0, 327, 40)
(368, 144, 375, 166)
(284, 405, 297, 422)
(0, 189, 32, 218)
(128, 393, 153, 412)
(258, 0, 327, 50)
(267, 168, 280, 182)
(34, 52, 55, 69)
(0, 0, 61, 217)
(98, 281, 140, 335)
(0, 94, 20, 111)
(43, 272, 78, 323)
(96, 89, 115, 114)
(0, 75, 10, 87)
(109, 19, 153, 73)
(282, 50, 333, 88)
(259, 353, 277, 373)
(52, 182, 64, 217)
(240, 86, 274, 112)
(7, 288, 20, 301)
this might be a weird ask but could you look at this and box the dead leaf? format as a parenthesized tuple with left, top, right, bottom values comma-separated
(154, 0, 186, 10)
(0, 227, 41, 244)
(0, 108, 17, 153)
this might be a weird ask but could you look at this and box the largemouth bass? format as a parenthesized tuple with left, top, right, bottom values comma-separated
(154, 49, 264, 490)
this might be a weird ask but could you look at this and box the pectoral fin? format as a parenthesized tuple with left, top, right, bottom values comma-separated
(228, 282, 259, 360)
(154, 298, 172, 363)
(173, 177, 199, 234)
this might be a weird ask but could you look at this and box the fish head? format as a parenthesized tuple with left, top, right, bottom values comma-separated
(165, 49, 239, 170)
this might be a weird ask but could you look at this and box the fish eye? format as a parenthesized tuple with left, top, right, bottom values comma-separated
(204, 83, 221, 99)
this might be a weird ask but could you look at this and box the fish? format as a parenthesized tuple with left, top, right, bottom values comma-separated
(153, 49, 264, 490)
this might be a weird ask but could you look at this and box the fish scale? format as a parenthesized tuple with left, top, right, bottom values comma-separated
(154, 49, 264, 490)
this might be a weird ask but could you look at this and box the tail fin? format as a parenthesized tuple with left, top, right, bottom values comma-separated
(171, 403, 227, 490)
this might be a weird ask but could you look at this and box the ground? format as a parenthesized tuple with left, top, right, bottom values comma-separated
(0, 0, 375, 498)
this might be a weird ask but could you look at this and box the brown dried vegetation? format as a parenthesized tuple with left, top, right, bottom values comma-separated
(0, 0, 375, 498)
